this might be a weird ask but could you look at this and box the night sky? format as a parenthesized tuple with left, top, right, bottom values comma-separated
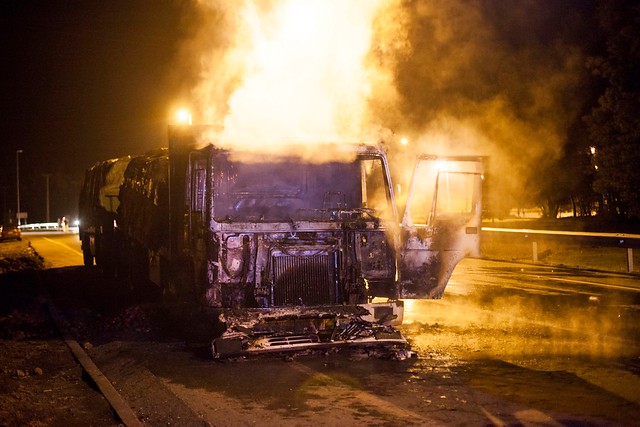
(1, 1, 193, 223)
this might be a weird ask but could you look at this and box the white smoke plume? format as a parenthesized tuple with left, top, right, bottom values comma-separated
(178, 0, 592, 208)
(366, 1, 591, 211)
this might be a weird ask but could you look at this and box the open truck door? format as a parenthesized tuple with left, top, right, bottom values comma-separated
(399, 155, 484, 299)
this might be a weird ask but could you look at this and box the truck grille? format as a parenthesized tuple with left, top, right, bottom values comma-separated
(272, 252, 334, 306)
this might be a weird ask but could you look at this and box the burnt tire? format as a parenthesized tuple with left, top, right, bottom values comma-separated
(83, 249, 93, 267)
(82, 235, 94, 267)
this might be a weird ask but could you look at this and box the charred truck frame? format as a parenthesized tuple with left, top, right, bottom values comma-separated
(79, 125, 484, 358)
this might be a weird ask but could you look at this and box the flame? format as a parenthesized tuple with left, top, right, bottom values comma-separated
(192, 0, 388, 151)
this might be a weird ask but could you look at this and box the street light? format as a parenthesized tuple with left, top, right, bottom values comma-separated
(16, 149, 23, 225)
(175, 108, 192, 125)
(44, 173, 51, 223)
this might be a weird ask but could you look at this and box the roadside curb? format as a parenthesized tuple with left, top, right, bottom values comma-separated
(45, 299, 144, 427)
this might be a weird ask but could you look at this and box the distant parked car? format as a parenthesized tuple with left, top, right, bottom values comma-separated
(0, 224, 22, 242)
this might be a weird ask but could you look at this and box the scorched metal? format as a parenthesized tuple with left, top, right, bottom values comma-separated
(78, 125, 484, 358)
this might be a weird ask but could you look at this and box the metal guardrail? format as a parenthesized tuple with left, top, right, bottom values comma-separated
(18, 222, 62, 231)
(18, 222, 79, 233)
(482, 227, 640, 273)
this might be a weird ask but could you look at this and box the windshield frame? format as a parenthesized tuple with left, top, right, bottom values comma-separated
(211, 151, 394, 223)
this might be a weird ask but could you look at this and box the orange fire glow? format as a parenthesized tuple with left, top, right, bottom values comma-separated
(193, 0, 389, 151)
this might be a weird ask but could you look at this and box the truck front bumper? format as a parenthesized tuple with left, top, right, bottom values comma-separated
(212, 301, 410, 359)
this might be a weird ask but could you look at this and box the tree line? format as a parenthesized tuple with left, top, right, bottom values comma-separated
(527, 0, 640, 220)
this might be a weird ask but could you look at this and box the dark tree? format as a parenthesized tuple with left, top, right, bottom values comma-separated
(585, 0, 640, 218)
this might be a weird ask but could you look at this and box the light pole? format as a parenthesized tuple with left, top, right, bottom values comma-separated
(44, 173, 51, 223)
(16, 150, 23, 225)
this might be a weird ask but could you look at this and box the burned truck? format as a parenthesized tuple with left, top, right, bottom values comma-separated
(79, 125, 484, 358)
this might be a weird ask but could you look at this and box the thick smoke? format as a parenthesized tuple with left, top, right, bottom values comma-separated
(367, 0, 592, 212)
(180, 1, 591, 207)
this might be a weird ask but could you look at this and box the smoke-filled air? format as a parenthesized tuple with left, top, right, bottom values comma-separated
(182, 0, 591, 208)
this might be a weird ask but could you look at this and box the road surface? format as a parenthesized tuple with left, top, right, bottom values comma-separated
(17, 232, 640, 425)
(23, 231, 84, 268)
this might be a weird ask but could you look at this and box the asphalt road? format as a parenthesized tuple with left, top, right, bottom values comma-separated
(21, 232, 640, 425)
(23, 231, 84, 268)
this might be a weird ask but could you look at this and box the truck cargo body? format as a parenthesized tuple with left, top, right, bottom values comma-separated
(79, 126, 484, 357)
(78, 156, 131, 269)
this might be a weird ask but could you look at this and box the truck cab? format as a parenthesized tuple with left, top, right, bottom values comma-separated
(168, 126, 484, 357)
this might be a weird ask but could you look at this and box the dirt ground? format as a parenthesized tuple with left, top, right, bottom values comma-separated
(0, 263, 118, 425)
(0, 240, 191, 426)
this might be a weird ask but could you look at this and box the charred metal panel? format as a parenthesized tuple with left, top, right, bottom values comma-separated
(355, 231, 394, 278)
(118, 149, 169, 251)
(399, 245, 465, 299)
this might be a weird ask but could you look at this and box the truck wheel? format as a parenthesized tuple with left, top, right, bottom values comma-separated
(83, 248, 94, 267)
(82, 235, 94, 267)
(164, 258, 195, 304)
